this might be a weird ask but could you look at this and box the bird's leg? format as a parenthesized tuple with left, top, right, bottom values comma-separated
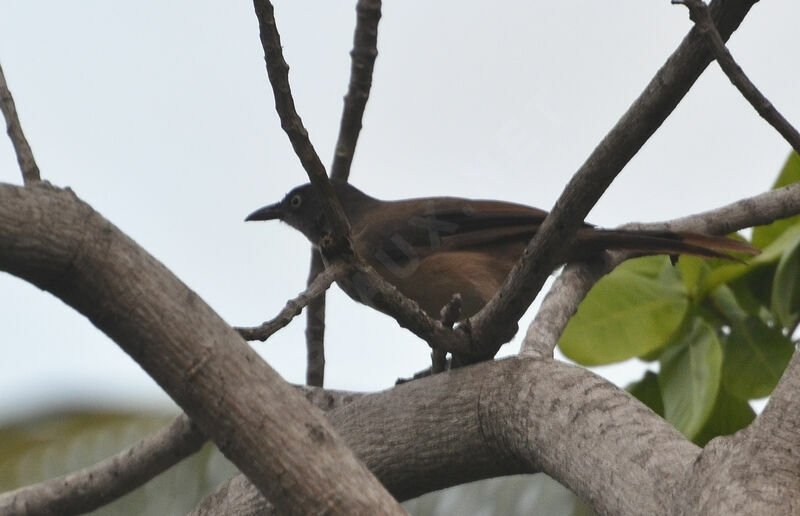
(439, 293, 463, 327)
(432, 294, 462, 373)
(395, 293, 462, 384)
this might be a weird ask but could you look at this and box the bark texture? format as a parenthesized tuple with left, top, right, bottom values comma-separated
(0, 182, 403, 516)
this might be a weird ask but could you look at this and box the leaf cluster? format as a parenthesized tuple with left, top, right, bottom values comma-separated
(560, 152, 800, 445)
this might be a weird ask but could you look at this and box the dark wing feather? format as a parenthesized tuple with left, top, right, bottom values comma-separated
(352, 195, 759, 268)
(353, 197, 555, 265)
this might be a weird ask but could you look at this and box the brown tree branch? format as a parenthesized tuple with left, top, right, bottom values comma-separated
(252, 0, 760, 367)
(521, 179, 800, 357)
(0, 415, 205, 516)
(192, 357, 704, 515)
(463, 0, 758, 360)
(521, 256, 614, 358)
(0, 182, 403, 515)
(0, 386, 365, 515)
(675, 0, 800, 156)
(0, 62, 40, 185)
(303, 0, 382, 386)
(251, 0, 351, 249)
(330, 0, 382, 182)
(676, 346, 800, 513)
(235, 260, 346, 341)
(304, 251, 327, 386)
(252, 0, 470, 362)
(342, 259, 469, 354)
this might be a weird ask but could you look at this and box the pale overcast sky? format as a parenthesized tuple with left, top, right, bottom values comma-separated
(1, 1, 798, 421)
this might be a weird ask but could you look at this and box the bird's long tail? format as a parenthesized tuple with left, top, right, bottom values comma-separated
(578, 228, 759, 261)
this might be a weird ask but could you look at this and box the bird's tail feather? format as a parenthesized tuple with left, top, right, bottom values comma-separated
(578, 229, 759, 261)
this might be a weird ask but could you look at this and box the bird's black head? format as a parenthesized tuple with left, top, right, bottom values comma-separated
(245, 181, 377, 246)
(245, 183, 329, 244)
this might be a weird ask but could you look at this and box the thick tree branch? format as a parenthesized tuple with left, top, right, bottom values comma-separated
(193, 358, 702, 515)
(0, 182, 403, 515)
(675, 0, 800, 156)
(464, 0, 758, 359)
(0, 415, 204, 516)
(676, 348, 800, 514)
(0, 387, 365, 515)
(235, 260, 346, 341)
(0, 62, 40, 185)
(522, 180, 800, 357)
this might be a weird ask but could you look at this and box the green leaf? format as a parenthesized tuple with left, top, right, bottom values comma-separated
(721, 316, 793, 400)
(627, 370, 664, 416)
(680, 233, 754, 299)
(771, 229, 800, 329)
(559, 256, 689, 365)
(752, 151, 800, 249)
(677, 256, 706, 298)
(659, 318, 722, 440)
(727, 265, 776, 318)
(693, 386, 756, 447)
(700, 224, 800, 298)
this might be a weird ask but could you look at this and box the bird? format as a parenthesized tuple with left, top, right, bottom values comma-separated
(246, 180, 757, 321)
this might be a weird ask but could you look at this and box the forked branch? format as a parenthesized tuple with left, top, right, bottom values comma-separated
(675, 0, 800, 155)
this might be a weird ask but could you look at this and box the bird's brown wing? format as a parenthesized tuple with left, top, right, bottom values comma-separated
(374, 198, 556, 256)
(349, 198, 552, 317)
(352, 196, 757, 267)
(401, 198, 759, 259)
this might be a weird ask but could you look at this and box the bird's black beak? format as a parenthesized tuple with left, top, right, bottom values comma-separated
(245, 203, 283, 222)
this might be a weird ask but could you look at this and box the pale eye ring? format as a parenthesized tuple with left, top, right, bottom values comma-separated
(290, 194, 302, 209)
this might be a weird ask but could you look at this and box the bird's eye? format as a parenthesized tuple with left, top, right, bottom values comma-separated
(290, 194, 302, 209)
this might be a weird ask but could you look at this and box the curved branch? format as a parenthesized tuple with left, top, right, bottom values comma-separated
(0, 182, 402, 515)
(0, 387, 365, 515)
(193, 358, 701, 515)
(465, 0, 758, 358)
(522, 180, 800, 357)
(677, 348, 800, 514)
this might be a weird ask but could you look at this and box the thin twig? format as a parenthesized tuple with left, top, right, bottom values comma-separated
(343, 259, 467, 354)
(521, 180, 800, 357)
(237, 261, 346, 341)
(463, 0, 757, 361)
(303, 0, 382, 387)
(0, 62, 40, 185)
(0, 415, 205, 516)
(330, 0, 382, 181)
(251, 0, 351, 249)
(305, 251, 327, 387)
(675, 0, 800, 156)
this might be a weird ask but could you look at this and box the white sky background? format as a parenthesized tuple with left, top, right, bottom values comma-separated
(0, 1, 798, 422)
